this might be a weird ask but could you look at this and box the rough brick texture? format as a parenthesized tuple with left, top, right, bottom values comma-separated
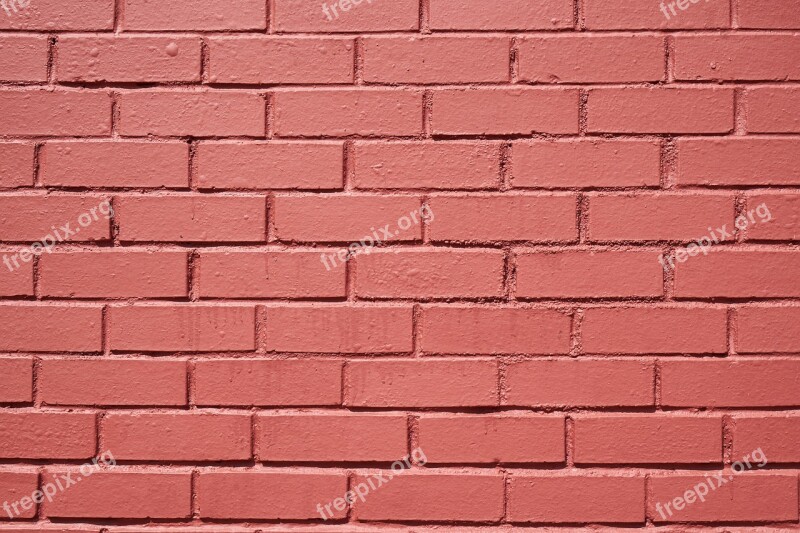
(0, 1, 797, 530)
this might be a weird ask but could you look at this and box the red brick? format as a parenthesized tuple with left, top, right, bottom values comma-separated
(574, 415, 721, 465)
(676, 35, 800, 81)
(661, 359, 800, 407)
(0, 195, 112, 242)
(745, 193, 800, 240)
(506, 359, 655, 407)
(104, 413, 251, 461)
(582, 307, 727, 354)
(649, 474, 798, 523)
(0, 412, 95, 460)
(353, 141, 501, 190)
(677, 137, 800, 186)
(0, 471, 38, 519)
(516, 250, 663, 299)
(588, 87, 734, 133)
(519, 35, 665, 83)
(0, 90, 111, 136)
(0, 142, 34, 188)
(57, 36, 201, 83)
(265, 306, 412, 353)
(255, 413, 407, 462)
(194, 359, 342, 407)
(675, 251, 800, 298)
(0, 358, 33, 403)
(123, 0, 266, 30)
(43, 470, 191, 519)
(119, 91, 265, 137)
(363, 36, 510, 84)
(273, 0, 419, 32)
(40, 359, 187, 407)
(0, 35, 48, 82)
(418, 414, 565, 464)
(274, 194, 422, 243)
(747, 87, 800, 133)
(512, 139, 662, 189)
(40, 141, 189, 189)
(353, 473, 504, 522)
(587, 193, 734, 242)
(428, 193, 577, 243)
(508, 474, 646, 523)
(433, 88, 579, 135)
(355, 248, 504, 299)
(346, 359, 499, 408)
(430, 0, 573, 30)
(196, 250, 345, 299)
(108, 305, 255, 352)
(208, 37, 354, 84)
(197, 472, 346, 520)
(732, 416, 800, 463)
(0, 0, 113, 30)
(273, 89, 423, 137)
(737, 306, 800, 353)
(40, 251, 187, 298)
(116, 195, 266, 243)
(196, 141, 343, 191)
(584, 0, 729, 29)
(0, 252, 33, 297)
(739, 0, 800, 28)
(420, 306, 571, 355)
(0, 305, 102, 352)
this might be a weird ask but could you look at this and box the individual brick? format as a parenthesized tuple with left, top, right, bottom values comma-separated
(255, 413, 407, 462)
(587, 193, 734, 242)
(0, 471, 38, 519)
(574, 415, 722, 465)
(584, 0, 729, 29)
(273, 0, 419, 32)
(0, 34, 48, 82)
(355, 248, 505, 299)
(123, 0, 266, 30)
(104, 413, 251, 461)
(432, 88, 579, 135)
(118, 91, 265, 137)
(115, 195, 266, 242)
(732, 416, 800, 463)
(420, 306, 571, 355)
(738, 0, 800, 28)
(353, 473, 504, 522)
(40, 359, 187, 407)
(108, 305, 256, 352)
(0, 195, 112, 242)
(675, 35, 800, 81)
(197, 471, 347, 520)
(518, 35, 665, 83)
(508, 474, 646, 523)
(418, 414, 565, 464)
(0, 305, 102, 352)
(587, 87, 734, 133)
(207, 37, 354, 84)
(515, 250, 663, 299)
(511, 139, 662, 189)
(428, 194, 577, 242)
(273, 89, 423, 137)
(40, 141, 189, 188)
(57, 36, 202, 83)
(0, 90, 111, 136)
(362, 36, 510, 84)
(0, 142, 34, 188)
(196, 141, 343, 190)
(737, 306, 800, 353)
(196, 250, 346, 299)
(661, 359, 800, 407)
(265, 306, 412, 353)
(675, 251, 800, 298)
(744, 193, 800, 240)
(194, 359, 342, 407)
(0, 0, 113, 30)
(582, 307, 728, 354)
(0, 253, 33, 297)
(40, 251, 188, 298)
(0, 412, 96, 460)
(429, 0, 573, 30)
(746, 87, 800, 133)
(506, 359, 655, 407)
(346, 359, 499, 408)
(353, 141, 501, 190)
(0, 358, 33, 403)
